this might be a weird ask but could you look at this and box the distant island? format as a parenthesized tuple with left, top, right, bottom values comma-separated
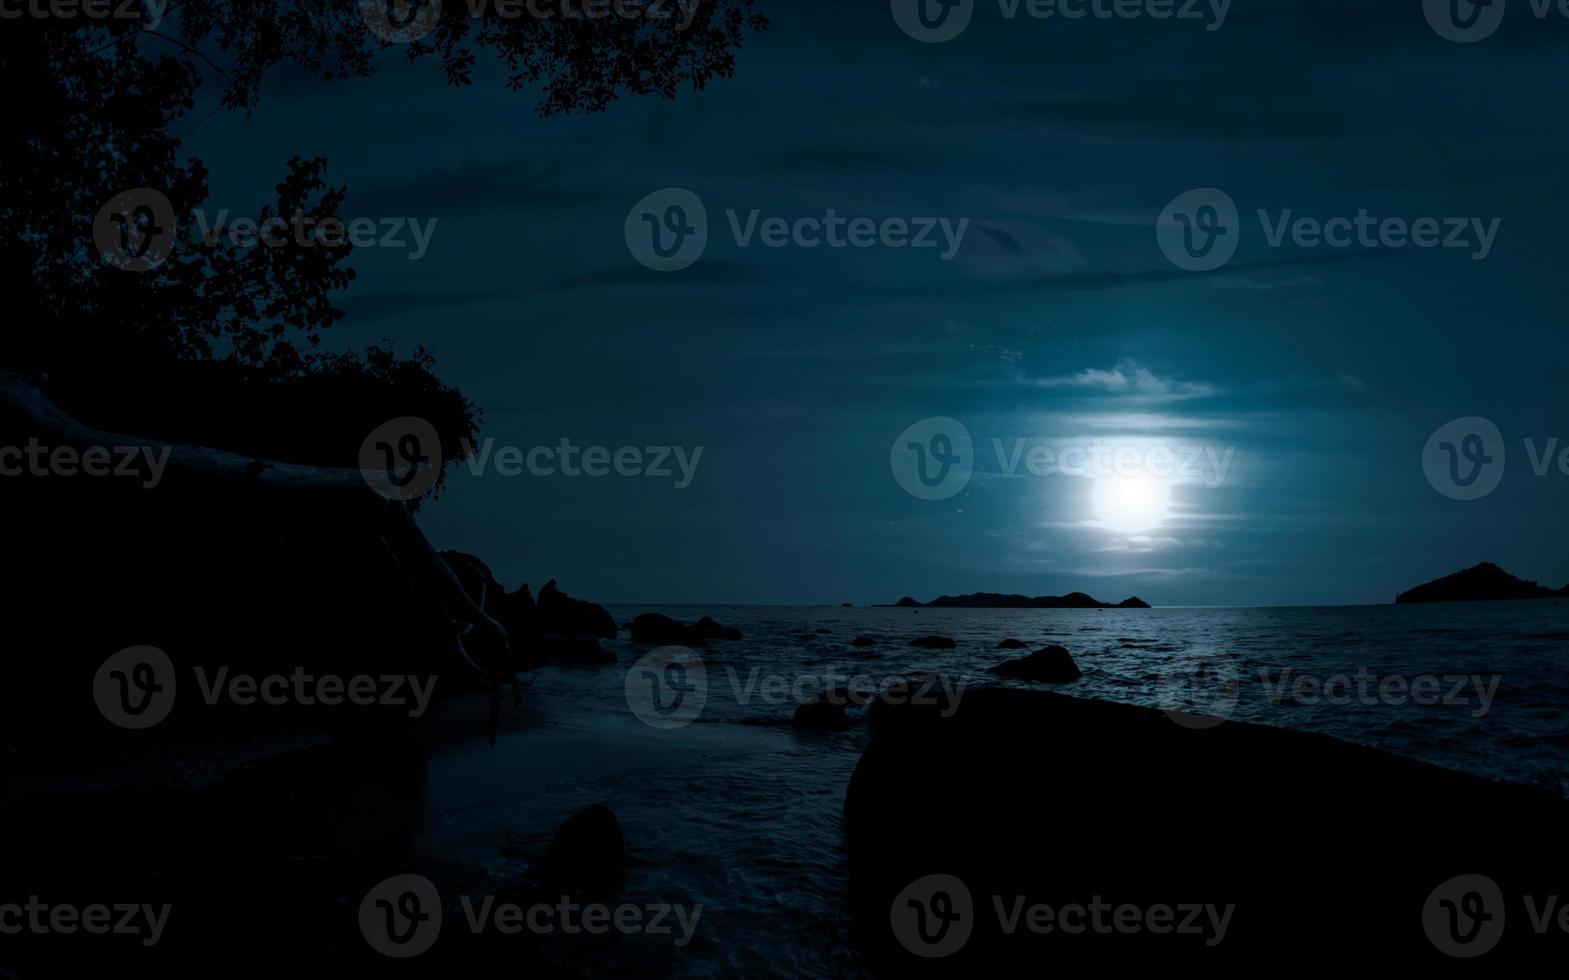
(882, 591, 1150, 609)
(1395, 562, 1569, 604)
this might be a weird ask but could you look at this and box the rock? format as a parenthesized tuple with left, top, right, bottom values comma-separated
(840, 602, 854, 607)
(989, 644, 1081, 682)
(536, 579, 616, 639)
(995, 638, 1028, 649)
(627, 613, 690, 645)
(542, 634, 615, 666)
(909, 635, 956, 649)
(693, 616, 743, 641)
(867, 674, 961, 737)
(541, 804, 624, 890)
(441, 551, 545, 668)
(852, 636, 877, 648)
(844, 688, 1569, 967)
(442, 550, 502, 604)
(627, 612, 741, 645)
(792, 695, 853, 730)
(489, 585, 539, 643)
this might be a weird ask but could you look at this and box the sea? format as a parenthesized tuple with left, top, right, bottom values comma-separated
(418, 600, 1569, 976)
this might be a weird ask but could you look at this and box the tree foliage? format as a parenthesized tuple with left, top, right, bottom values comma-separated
(0, 2, 766, 481)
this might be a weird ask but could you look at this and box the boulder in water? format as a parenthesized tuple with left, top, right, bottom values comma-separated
(628, 612, 741, 645)
(693, 616, 742, 641)
(541, 804, 624, 891)
(989, 644, 1081, 682)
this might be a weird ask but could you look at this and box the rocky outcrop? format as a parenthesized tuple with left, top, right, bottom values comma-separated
(844, 688, 1569, 968)
(440, 556, 622, 668)
(1395, 562, 1569, 604)
(989, 644, 1081, 682)
(541, 804, 624, 890)
(995, 638, 1028, 649)
(0, 371, 519, 742)
(537, 579, 617, 638)
(441, 551, 547, 668)
(626, 613, 742, 646)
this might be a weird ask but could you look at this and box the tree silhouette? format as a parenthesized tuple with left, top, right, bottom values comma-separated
(0, 1, 766, 480)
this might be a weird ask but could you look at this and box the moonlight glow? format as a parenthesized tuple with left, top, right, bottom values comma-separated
(1091, 474, 1173, 535)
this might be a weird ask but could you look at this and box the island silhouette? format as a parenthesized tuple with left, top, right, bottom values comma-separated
(1395, 562, 1569, 604)
(881, 591, 1150, 609)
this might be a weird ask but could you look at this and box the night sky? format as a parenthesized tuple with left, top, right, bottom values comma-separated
(184, 1, 1569, 606)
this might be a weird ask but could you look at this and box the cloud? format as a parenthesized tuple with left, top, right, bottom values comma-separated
(1035, 359, 1219, 399)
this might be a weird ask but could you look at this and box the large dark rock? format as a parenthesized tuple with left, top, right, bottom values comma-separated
(626, 612, 689, 645)
(910, 635, 956, 649)
(845, 688, 1569, 969)
(627, 612, 742, 646)
(537, 579, 617, 638)
(995, 638, 1028, 649)
(694, 616, 743, 641)
(541, 804, 624, 891)
(866, 674, 962, 738)
(989, 644, 1081, 682)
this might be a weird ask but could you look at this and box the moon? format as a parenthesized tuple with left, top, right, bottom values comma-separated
(1091, 473, 1173, 535)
